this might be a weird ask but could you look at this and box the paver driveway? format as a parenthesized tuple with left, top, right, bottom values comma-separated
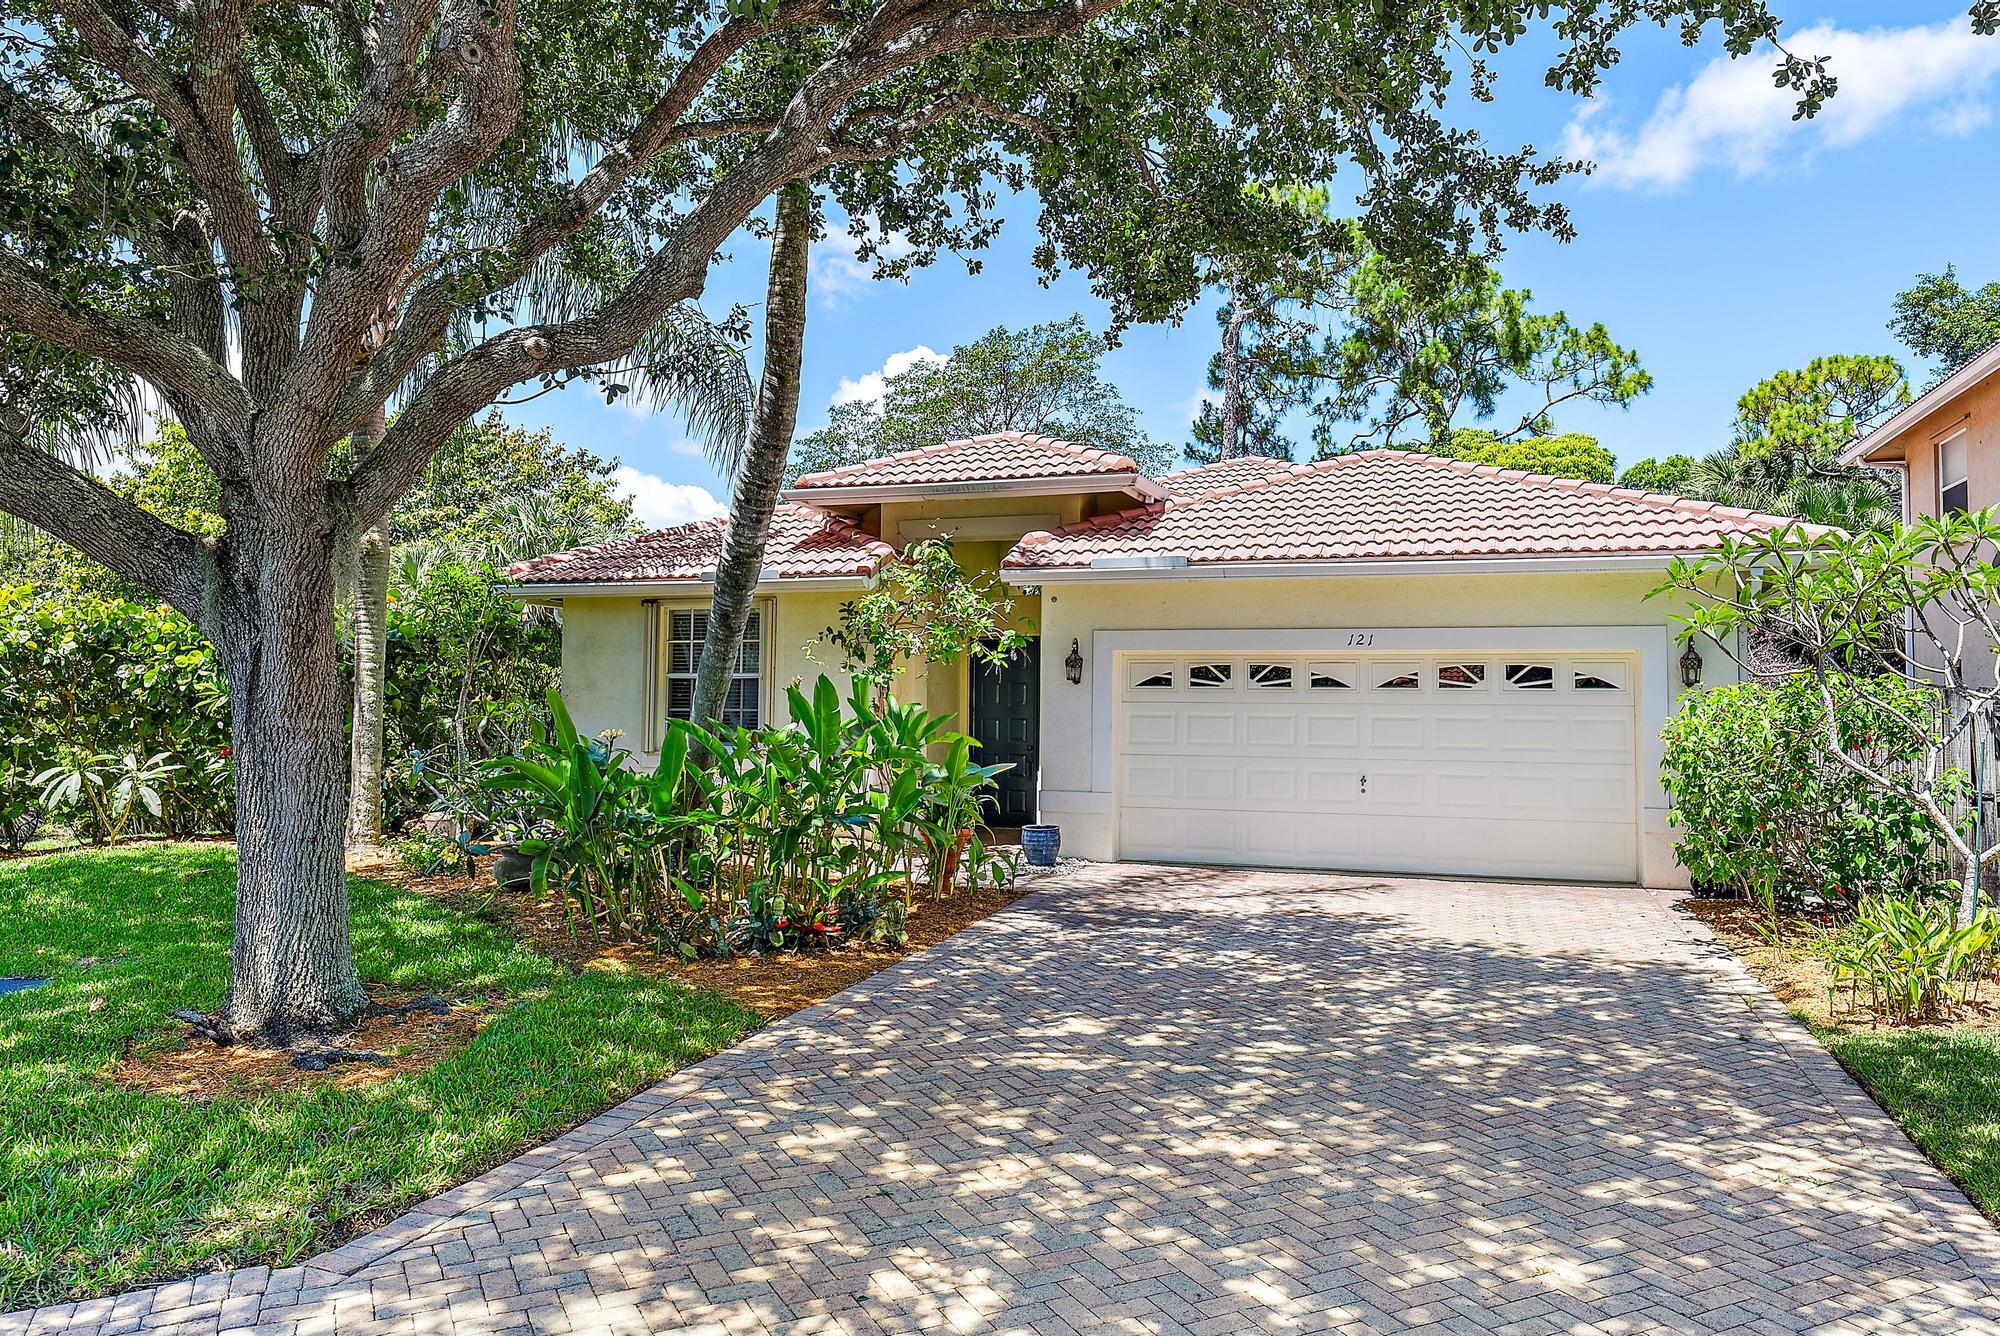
(12, 865, 2000, 1336)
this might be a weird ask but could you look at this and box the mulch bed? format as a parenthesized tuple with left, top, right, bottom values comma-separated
(112, 851, 1045, 1099)
(1683, 896, 2000, 1033)
(377, 853, 1042, 1020)
(116, 989, 494, 1099)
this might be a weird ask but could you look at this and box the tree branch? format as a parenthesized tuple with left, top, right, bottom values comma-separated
(0, 253, 252, 448)
(0, 430, 217, 622)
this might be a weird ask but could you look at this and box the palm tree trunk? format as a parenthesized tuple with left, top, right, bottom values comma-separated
(691, 180, 811, 726)
(346, 403, 390, 850)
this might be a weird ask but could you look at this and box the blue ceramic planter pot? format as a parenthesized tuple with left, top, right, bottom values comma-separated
(1020, 824, 1061, 867)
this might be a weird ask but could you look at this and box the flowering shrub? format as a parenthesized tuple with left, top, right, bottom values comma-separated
(1661, 674, 1951, 911)
(0, 585, 232, 842)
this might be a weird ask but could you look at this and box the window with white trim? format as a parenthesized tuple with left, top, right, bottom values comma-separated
(664, 607, 763, 728)
(1571, 661, 1627, 692)
(1129, 662, 1175, 689)
(1188, 662, 1232, 688)
(1941, 430, 1970, 517)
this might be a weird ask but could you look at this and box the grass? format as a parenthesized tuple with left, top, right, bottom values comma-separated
(1807, 1019, 2000, 1221)
(0, 844, 758, 1310)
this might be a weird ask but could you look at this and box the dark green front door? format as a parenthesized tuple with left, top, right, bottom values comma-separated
(970, 638, 1039, 826)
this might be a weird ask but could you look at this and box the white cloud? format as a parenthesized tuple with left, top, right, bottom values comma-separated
(809, 224, 916, 307)
(612, 465, 727, 530)
(831, 345, 944, 407)
(1561, 18, 2000, 190)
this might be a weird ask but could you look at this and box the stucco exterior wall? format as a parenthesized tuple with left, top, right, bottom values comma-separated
(557, 590, 860, 753)
(1895, 372, 2000, 521)
(1029, 570, 1727, 889)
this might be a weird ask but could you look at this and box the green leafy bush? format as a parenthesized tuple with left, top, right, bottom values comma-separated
(1829, 892, 1999, 1023)
(1661, 674, 1950, 910)
(479, 676, 1013, 956)
(378, 559, 562, 830)
(0, 586, 231, 841)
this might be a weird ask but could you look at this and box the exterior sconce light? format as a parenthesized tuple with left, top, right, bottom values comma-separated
(1679, 640, 1704, 689)
(1065, 638, 1084, 685)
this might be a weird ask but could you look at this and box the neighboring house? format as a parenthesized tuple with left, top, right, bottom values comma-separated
(508, 431, 1802, 889)
(1844, 339, 2000, 521)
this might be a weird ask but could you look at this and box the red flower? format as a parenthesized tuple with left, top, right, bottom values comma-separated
(218, 746, 232, 758)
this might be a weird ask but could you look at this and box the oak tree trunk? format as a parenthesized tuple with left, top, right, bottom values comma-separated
(691, 180, 812, 726)
(346, 403, 390, 850)
(216, 492, 369, 1044)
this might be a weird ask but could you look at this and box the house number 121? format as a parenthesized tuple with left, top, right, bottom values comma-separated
(1346, 632, 1375, 647)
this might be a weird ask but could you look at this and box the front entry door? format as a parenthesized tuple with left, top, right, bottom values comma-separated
(970, 638, 1040, 826)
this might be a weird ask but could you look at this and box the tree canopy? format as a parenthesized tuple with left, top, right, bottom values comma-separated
(791, 317, 1173, 477)
(1616, 356, 1906, 530)
(1182, 217, 1649, 461)
(1890, 265, 2000, 383)
(1437, 429, 1616, 483)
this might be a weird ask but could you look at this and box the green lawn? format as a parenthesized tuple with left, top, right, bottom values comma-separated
(0, 844, 757, 1310)
(1809, 1020, 2000, 1221)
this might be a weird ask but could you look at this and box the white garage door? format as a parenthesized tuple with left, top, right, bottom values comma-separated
(1115, 652, 1639, 882)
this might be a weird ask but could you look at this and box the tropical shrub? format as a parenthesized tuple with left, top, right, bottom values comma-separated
(478, 677, 1013, 956)
(1661, 674, 1950, 912)
(377, 558, 562, 830)
(0, 585, 232, 840)
(1828, 892, 1999, 1023)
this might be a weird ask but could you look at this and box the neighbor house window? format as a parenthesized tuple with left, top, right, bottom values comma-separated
(1941, 430, 1970, 517)
(664, 607, 763, 730)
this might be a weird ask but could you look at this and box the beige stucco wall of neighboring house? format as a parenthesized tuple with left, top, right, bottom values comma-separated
(1028, 569, 1729, 890)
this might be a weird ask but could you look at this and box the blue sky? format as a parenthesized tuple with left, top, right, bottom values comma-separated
(499, 5, 2000, 528)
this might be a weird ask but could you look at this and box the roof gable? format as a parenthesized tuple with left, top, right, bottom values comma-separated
(787, 430, 1149, 494)
(1160, 455, 1298, 498)
(506, 502, 891, 586)
(1005, 449, 1809, 572)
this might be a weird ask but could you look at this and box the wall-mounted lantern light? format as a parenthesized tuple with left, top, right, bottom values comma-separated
(1065, 638, 1084, 685)
(1679, 640, 1704, 689)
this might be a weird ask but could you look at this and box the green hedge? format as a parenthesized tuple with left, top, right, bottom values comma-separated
(1661, 674, 1949, 909)
(0, 586, 232, 843)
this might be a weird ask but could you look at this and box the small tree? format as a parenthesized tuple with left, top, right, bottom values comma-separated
(817, 540, 1025, 708)
(1656, 510, 2000, 926)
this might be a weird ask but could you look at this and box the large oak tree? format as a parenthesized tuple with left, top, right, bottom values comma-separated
(0, 0, 1886, 1042)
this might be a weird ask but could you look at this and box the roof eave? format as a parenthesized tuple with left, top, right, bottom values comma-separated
(504, 573, 876, 598)
(1841, 339, 2000, 465)
(1000, 552, 1708, 584)
(783, 473, 1165, 506)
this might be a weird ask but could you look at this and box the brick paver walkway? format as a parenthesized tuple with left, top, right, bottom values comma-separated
(11, 865, 2000, 1335)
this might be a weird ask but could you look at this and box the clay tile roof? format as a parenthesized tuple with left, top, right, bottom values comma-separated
(1161, 455, 1299, 498)
(789, 430, 1142, 490)
(506, 502, 892, 585)
(1004, 449, 1814, 571)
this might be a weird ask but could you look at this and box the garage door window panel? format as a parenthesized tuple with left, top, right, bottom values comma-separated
(1505, 662, 1555, 690)
(1188, 663, 1233, 688)
(1249, 662, 1294, 689)
(1437, 662, 1488, 690)
(1372, 662, 1422, 690)
(1308, 661, 1357, 689)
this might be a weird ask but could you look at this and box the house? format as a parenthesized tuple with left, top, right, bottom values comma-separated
(507, 431, 1804, 889)
(1844, 341, 2000, 521)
